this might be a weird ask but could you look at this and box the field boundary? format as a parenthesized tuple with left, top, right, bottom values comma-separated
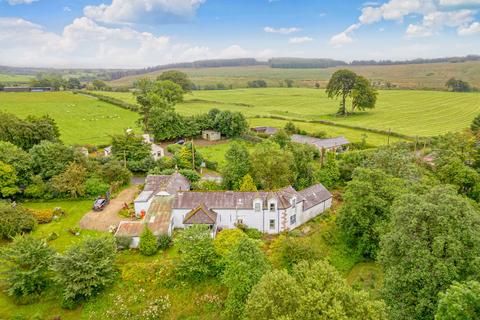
(185, 98, 253, 107)
(79, 90, 139, 112)
(252, 115, 421, 141)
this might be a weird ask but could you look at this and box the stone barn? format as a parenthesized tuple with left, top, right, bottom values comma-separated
(202, 130, 221, 141)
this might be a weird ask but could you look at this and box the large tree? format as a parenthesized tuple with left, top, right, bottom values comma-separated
(250, 140, 294, 190)
(51, 162, 87, 198)
(213, 111, 248, 138)
(326, 70, 377, 115)
(337, 168, 405, 258)
(29, 141, 75, 180)
(326, 69, 357, 115)
(379, 186, 480, 320)
(222, 142, 251, 190)
(446, 78, 471, 92)
(436, 281, 480, 319)
(0, 161, 20, 198)
(157, 70, 194, 92)
(0, 236, 55, 302)
(0, 141, 33, 187)
(222, 237, 271, 319)
(244, 260, 387, 320)
(53, 237, 117, 308)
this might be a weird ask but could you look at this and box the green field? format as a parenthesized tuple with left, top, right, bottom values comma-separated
(109, 61, 480, 90)
(0, 73, 33, 84)
(0, 92, 140, 146)
(101, 88, 480, 138)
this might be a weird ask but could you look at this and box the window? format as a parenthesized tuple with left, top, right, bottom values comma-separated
(269, 219, 275, 230)
(254, 202, 261, 212)
(269, 203, 276, 212)
(292, 198, 297, 209)
(290, 215, 296, 225)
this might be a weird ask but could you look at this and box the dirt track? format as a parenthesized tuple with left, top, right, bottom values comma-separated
(79, 186, 139, 232)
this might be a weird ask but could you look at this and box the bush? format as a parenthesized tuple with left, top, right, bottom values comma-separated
(157, 234, 173, 251)
(139, 227, 158, 256)
(115, 236, 132, 250)
(0, 205, 36, 239)
(53, 237, 117, 308)
(205, 160, 218, 171)
(30, 209, 53, 224)
(85, 177, 110, 197)
(179, 169, 200, 183)
(244, 228, 263, 240)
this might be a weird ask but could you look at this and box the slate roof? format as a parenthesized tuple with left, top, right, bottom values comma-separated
(298, 183, 333, 210)
(183, 204, 218, 225)
(173, 186, 308, 210)
(136, 173, 191, 203)
(291, 135, 350, 150)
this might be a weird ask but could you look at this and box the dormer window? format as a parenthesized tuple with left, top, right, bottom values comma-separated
(269, 202, 276, 212)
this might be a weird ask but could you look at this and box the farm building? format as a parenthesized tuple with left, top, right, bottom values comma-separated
(251, 126, 278, 136)
(291, 135, 350, 152)
(2, 87, 52, 92)
(202, 130, 221, 141)
(116, 173, 332, 247)
(143, 134, 165, 160)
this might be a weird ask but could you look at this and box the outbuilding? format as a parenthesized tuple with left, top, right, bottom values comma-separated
(202, 130, 221, 141)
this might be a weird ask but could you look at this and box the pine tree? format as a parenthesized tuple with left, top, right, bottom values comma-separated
(239, 174, 257, 192)
(139, 227, 158, 256)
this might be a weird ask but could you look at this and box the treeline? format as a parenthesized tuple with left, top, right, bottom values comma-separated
(268, 57, 347, 69)
(108, 58, 265, 80)
(350, 54, 480, 66)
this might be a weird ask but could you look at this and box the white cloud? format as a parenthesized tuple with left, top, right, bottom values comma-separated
(63, 6, 71, 12)
(263, 26, 301, 34)
(439, 0, 480, 6)
(458, 21, 480, 34)
(332, 0, 480, 46)
(84, 0, 206, 25)
(6, 0, 38, 4)
(289, 36, 313, 44)
(0, 16, 252, 68)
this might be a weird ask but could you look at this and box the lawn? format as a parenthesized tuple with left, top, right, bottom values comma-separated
(197, 140, 255, 168)
(0, 91, 140, 146)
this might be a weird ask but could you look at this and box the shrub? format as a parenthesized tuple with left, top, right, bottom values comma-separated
(30, 209, 54, 224)
(0, 205, 36, 239)
(53, 237, 117, 308)
(244, 228, 263, 240)
(139, 227, 158, 256)
(115, 236, 132, 250)
(85, 177, 110, 197)
(157, 234, 173, 251)
(205, 160, 218, 171)
(0, 236, 55, 304)
(179, 169, 200, 183)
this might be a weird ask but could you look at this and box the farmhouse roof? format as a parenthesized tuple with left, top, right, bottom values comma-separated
(298, 183, 332, 210)
(183, 204, 218, 225)
(139, 173, 190, 199)
(291, 135, 350, 150)
(173, 185, 316, 211)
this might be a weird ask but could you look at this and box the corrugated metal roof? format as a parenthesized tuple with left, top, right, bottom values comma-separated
(291, 135, 350, 150)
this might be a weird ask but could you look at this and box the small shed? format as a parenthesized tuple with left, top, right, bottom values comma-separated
(202, 130, 221, 141)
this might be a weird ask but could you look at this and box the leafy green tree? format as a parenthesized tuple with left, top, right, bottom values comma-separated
(153, 80, 184, 105)
(239, 174, 257, 192)
(337, 168, 405, 258)
(53, 237, 117, 308)
(0, 236, 54, 302)
(213, 111, 248, 138)
(222, 237, 271, 319)
(222, 142, 251, 190)
(176, 225, 219, 282)
(148, 110, 188, 141)
(315, 152, 340, 188)
(214, 228, 247, 258)
(92, 79, 108, 91)
(446, 78, 471, 92)
(250, 140, 294, 190)
(351, 76, 377, 112)
(271, 129, 291, 148)
(101, 160, 132, 188)
(29, 141, 75, 180)
(111, 132, 151, 162)
(436, 158, 480, 199)
(269, 235, 318, 272)
(379, 186, 480, 320)
(245, 260, 387, 320)
(365, 146, 419, 180)
(66, 78, 81, 90)
(0, 141, 33, 186)
(85, 177, 110, 197)
(288, 143, 319, 190)
(436, 281, 480, 320)
(139, 227, 158, 256)
(284, 121, 297, 134)
(326, 69, 357, 115)
(157, 70, 194, 92)
(0, 161, 19, 197)
(51, 163, 87, 198)
(0, 205, 36, 239)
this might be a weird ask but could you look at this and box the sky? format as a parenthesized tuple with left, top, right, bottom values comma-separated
(0, 0, 480, 68)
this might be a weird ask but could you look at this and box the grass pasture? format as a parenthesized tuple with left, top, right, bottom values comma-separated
(108, 61, 480, 90)
(0, 91, 140, 146)
(0, 73, 33, 84)
(101, 88, 480, 139)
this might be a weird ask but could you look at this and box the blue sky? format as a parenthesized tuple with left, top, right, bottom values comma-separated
(1, 0, 479, 68)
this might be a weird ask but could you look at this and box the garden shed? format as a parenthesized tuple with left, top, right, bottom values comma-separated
(202, 130, 221, 141)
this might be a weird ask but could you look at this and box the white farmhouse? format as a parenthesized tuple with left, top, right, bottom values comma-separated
(116, 173, 332, 247)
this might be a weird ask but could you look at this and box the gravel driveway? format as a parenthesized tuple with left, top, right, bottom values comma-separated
(79, 185, 139, 232)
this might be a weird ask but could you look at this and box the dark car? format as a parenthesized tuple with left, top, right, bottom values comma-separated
(177, 139, 185, 145)
(93, 194, 110, 211)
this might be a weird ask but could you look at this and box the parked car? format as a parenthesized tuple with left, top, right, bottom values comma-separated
(177, 139, 185, 145)
(93, 191, 110, 211)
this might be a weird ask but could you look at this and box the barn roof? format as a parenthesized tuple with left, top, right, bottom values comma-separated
(136, 173, 191, 203)
(291, 135, 350, 150)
